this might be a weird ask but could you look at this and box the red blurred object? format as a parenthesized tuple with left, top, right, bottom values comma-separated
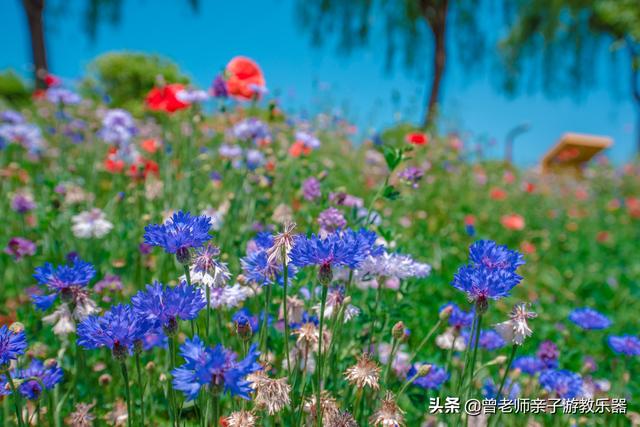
(627, 197, 640, 218)
(226, 56, 266, 100)
(104, 147, 125, 173)
(288, 141, 312, 158)
(520, 241, 536, 254)
(501, 214, 525, 230)
(405, 132, 428, 146)
(141, 139, 160, 154)
(146, 84, 190, 113)
(489, 187, 507, 201)
(522, 182, 536, 193)
(464, 214, 475, 226)
(596, 231, 610, 243)
(44, 73, 61, 87)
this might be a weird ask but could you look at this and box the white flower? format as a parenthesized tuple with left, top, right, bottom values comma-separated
(436, 328, 466, 351)
(71, 208, 113, 238)
(43, 303, 75, 336)
(495, 303, 537, 345)
(357, 252, 431, 281)
(183, 264, 231, 289)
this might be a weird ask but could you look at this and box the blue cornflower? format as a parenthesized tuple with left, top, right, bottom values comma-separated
(290, 229, 382, 284)
(77, 304, 151, 359)
(0, 326, 27, 367)
(482, 377, 520, 400)
(1, 359, 64, 400)
(539, 369, 583, 399)
(463, 329, 506, 351)
(241, 233, 296, 286)
(568, 308, 611, 330)
(440, 302, 474, 329)
(468, 240, 524, 272)
(512, 356, 544, 375)
(537, 341, 559, 369)
(172, 336, 261, 400)
(143, 211, 212, 263)
(132, 281, 206, 334)
(608, 335, 640, 356)
(232, 308, 259, 333)
(98, 108, 137, 144)
(451, 240, 524, 308)
(231, 118, 271, 144)
(32, 258, 96, 311)
(408, 364, 449, 390)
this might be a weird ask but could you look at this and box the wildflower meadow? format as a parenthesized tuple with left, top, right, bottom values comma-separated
(0, 55, 639, 427)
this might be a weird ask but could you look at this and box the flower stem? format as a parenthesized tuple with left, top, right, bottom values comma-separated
(467, 314, 483, 390)
(408, 318, 443, 365)
(135, 353, 146, 426)
(5, 369, 24, 427)
(282, 250, 292, 377)
(384, 337, 399, 386)
(456, 313, 478, 393)
(206, 285, 211, 340)
(120, 361, 133, 427)
(315, 284, 329, 427)
(496, 345, 517, 399)
(260, 284, 273, 356)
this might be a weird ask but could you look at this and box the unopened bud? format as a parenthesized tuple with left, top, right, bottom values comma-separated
(439, 306, 453, 321)
(9, 322, 24, 334)
(392, 322, 406, 341)
(417, 364, 432, 377)
(145, 362, 156, 372)
(318, 263, 333, 286)
(99, 374, 112, 386)
(176, 247, 192, 265)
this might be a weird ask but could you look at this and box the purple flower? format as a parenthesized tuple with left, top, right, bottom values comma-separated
(177, 89, 209, 103)
(11, 193, 36, 214)
(219, 144, 242, 158)
(451, 240, 524, 307)
(77, 304, 151, 359)
(245, 149, 265, 170)
(98, 109, 137, 145)
(46, 88, 81, 105)
(513, 356, 544, 375)
(295, 131, 320, 150)
(32, 258, 96, 311)
(398, 166, 424, 188)
(0, 123, 45, 153)
(482, 377, 520, 399)
(0, 325, 27, 367)
(317, 207, 347, 233)
(462, 329, 506, 350)
(302, 177, 321, 201)
(536, 341, 559, 369)
(1, 359, 63, 400)
(539, 369, 583, 398)
(231, 118, 270, 144)
(211, 75, 228, 98)
(172, 336, 261, 400)
(440, 302, 473, 329)
(143, 211, 212, 263)
(408, 364, 448, 390)
(608, 335, 640, 356)
(1, 111, 24, 124)
(4, 237, 36, 260)
(568, 308, 611, 330)
(131, 281, 206, 333)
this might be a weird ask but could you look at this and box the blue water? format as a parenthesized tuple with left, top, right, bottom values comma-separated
(1, 0, 636, 165)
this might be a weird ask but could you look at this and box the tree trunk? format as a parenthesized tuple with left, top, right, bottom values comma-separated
(421, 0, 449, 129)
(22, 0, 48, 90)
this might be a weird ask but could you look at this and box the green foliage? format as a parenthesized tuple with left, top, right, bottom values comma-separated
(0, 70, 32, 108)
(81, 51, 190, 115)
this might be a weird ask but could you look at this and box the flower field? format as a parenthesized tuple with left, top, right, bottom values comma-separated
(0, 57, 639, 426)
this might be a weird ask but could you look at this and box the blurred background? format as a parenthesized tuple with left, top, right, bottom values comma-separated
(1, 0, 639, 165)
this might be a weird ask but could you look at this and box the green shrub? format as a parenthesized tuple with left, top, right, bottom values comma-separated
(81, 51, 190, 115)
(0, 70, 32, 108)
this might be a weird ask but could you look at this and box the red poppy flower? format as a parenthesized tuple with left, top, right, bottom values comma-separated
(464, 214, 475, 226)
(405, 132, 428, 146)
(520, 241, 536, 255)
(141, 139, 160, 154)
(225, 56, 266, 101)
(128, 158, 159, 180)
(489, 187, 507, 201)
(289, 141, 312, 158)
(104, 147, 125, 173)
(146, 84, 190, 113)
(522, 182, 536, 193)
(501, 214, 525, 230)
(44, 74, 61, 88)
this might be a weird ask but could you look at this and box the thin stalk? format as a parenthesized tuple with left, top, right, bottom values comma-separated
(211, 392, 220, 427)
(315, 285, 329, 427)
(496, 345, 517, 399)
(408, 318, 443, 365)
(456, 313, 478, 393)
(5, 370, 24, 427)
(260, 284, 273, 356)
(384, 337, 399, 386)
(135, 353, 146, 426)
(120, 362, 133, 427)
(206, 285, 211, 340)
(282, 249, 292, 376)
(466, 314, 483, 391)
(367, 281, 384, 350)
